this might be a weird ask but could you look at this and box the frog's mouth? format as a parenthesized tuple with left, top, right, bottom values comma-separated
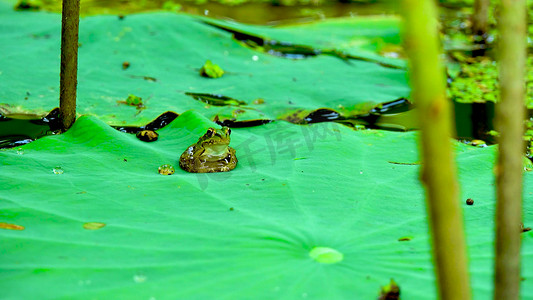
(204, 143, 230, 157)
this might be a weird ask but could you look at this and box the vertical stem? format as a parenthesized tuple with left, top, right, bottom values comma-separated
(59, 0, 80, 131)
(494, 0, 526, 299)
(472, 0, 490, 36)
(401, 1, 471, 299)
(472, 0, 490, 56)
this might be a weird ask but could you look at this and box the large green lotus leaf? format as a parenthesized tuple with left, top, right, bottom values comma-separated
(0, 2, 409, 126)
(200, 15, 406, 68)
(1, 110, 532, 299)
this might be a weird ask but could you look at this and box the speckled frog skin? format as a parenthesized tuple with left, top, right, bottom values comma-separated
(179, 127, 237, 173)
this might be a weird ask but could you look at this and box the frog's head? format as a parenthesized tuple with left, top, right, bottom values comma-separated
(198, 127, 231, 156)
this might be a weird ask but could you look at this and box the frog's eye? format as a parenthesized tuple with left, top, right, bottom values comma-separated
(206, 128, 217, 137)
(226, 128, 231, 135)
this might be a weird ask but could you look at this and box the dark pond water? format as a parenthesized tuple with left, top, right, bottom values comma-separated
(2, 102, 521, 149)
(38, 0, 400, 24)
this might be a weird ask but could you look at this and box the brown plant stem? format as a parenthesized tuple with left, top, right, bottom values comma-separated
(59, 0, 80, 131)
(472, 0, 490, 56)
(472, 0, 490, 36)
(401, 0, 471, 299)
(494, 0, 527, 299)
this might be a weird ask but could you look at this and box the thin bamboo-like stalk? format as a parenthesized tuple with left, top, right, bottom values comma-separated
(472, 0, 490, 36)
(401, 1, 470, 299)
(472, 0, 490, 56)
(494, 0, 527, 299)
(59, 0, 80, 130)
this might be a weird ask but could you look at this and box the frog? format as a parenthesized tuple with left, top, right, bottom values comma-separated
(179, 127, 237, 173)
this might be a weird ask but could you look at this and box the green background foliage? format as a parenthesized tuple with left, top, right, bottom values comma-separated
(448, 57, 533, 108)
